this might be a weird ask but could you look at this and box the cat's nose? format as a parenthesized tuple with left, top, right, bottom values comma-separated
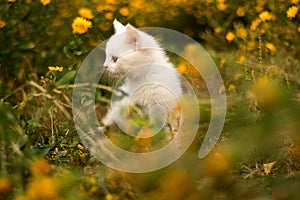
(103, 65, 108, 69)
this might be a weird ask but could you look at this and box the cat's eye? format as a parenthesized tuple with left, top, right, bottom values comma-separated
(112, 56, 118, 62)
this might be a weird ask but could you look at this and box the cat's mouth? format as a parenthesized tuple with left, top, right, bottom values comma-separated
(104, 67, 121, 78)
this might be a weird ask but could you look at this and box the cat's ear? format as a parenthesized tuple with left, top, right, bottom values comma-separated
(113, 19, 125, 34)
(125, 24, 139, 50)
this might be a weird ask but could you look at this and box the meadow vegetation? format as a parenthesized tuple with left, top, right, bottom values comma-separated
(1, 0, 300, 199)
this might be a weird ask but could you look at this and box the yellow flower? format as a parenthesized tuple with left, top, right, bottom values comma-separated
(30, 157, 51, 176)
(236, 55, 245, 65)
(40, 0, 51, 6)
(237, 6, 247, 17)
(48, 66, 63, 72)
(250, 18, 262, 31)
(291, 0, 299, 4)
(236, 27, 247, 39)
(177, 63, 187, 74)
(72, 17, 92, 34)
(248, 40, 255, 51)
(265, 43, 276, 53)
(27, 176, 58, 199)
(105, 193, 118, 200)
(8, 0, 16, 3)
(248, 76, 283, 109)
(298, 26, 300, 32)
(203, 150, 231, 177)
(228, 84, 236, 92)
(214, 27, 221, 35)
(79, 8, 94, 19)
(119, 7, 129, 16)
(217, 2, 227, 11)
(105, 12, 114, 20)
(219, 58, 226, 68)
(0, 177, 11, 194)
(259, 11, 273, 21)
(226, 32, 235, 42)
(0, 20, 5, 28)
(287, 6, 299, 19)
(104, 4, 117, 12)
(235, 73, 243, 80)
(96, 5, 104, 13)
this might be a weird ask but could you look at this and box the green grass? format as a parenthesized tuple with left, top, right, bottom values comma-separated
(1, 0, 300, 199)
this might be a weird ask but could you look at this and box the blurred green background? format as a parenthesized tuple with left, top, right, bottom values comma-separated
(1, 0, 300, 199)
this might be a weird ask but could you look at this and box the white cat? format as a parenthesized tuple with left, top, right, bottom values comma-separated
(101, 19, 182, 138)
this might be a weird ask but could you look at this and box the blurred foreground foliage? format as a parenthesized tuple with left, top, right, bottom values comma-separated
(1, 0, 300, 199)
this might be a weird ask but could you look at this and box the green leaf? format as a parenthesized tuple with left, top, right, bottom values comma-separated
(17, 135, 29, 149)
(82, 99, 94, 107)
(55, 70, 77, 86)
(72, 61, 81, 70)
(63, 46, 73, 59)
(74, 51, 83, 56)
(27, 119, 43, 128)
(49, 135, 56, 146)
(30, 146, 52, 157)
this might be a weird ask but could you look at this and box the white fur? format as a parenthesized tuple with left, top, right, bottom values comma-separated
(102, 19, 182, 129)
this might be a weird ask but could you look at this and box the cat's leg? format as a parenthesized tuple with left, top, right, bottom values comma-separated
(101, 109, 114, 128)
(101, 96, 130, 130)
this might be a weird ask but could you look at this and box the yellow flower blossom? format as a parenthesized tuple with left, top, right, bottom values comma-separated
(226, 31, 235, 42)
(217, 2, 227, 11)
(291, 0, 299, 4)
(236, 55, 245, 65)
(48, 66, 63, 72)
(287, 6, 299, 19)
(177, 63, 187, 74)
(79, 8, 94, 19)
(260, 29, 266, 35)
(248, 76, 283, 109)
(228, 84, 236, 92)
(250, 18, 262, 31)
(105, 193, 119, 200)
(119, 7, 129, 16)
(297, 26, 300, 32)
(96, 5, 104, 13)
(0, 177, 11, 194)
(105, 12, 114, 20)
(236, 27, 247, 39)
(30, 157, 51, 176)
(104, 4, 117, 12)
(8, 0, 16, 3)
(265, 43, 276, 53)
(0, 20, 5, 28)
(259, 11, 273, 21)
(26, 176, 58, 199)
(214, 27, 221, 35)
(106, 0, 119, 5)
(237, 6, 247, 17)
(235, 73, 243, 80)
(72, 17, 92, 34)
(40, 0, 51, 6)
(248, 40, 256, 51)
(219, 58, 226, 68)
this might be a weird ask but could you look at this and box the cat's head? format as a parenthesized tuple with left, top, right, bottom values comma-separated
(103, 19, 163, 77)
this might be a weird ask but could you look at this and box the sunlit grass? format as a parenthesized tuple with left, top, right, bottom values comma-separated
(0, 0, 300, 199)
